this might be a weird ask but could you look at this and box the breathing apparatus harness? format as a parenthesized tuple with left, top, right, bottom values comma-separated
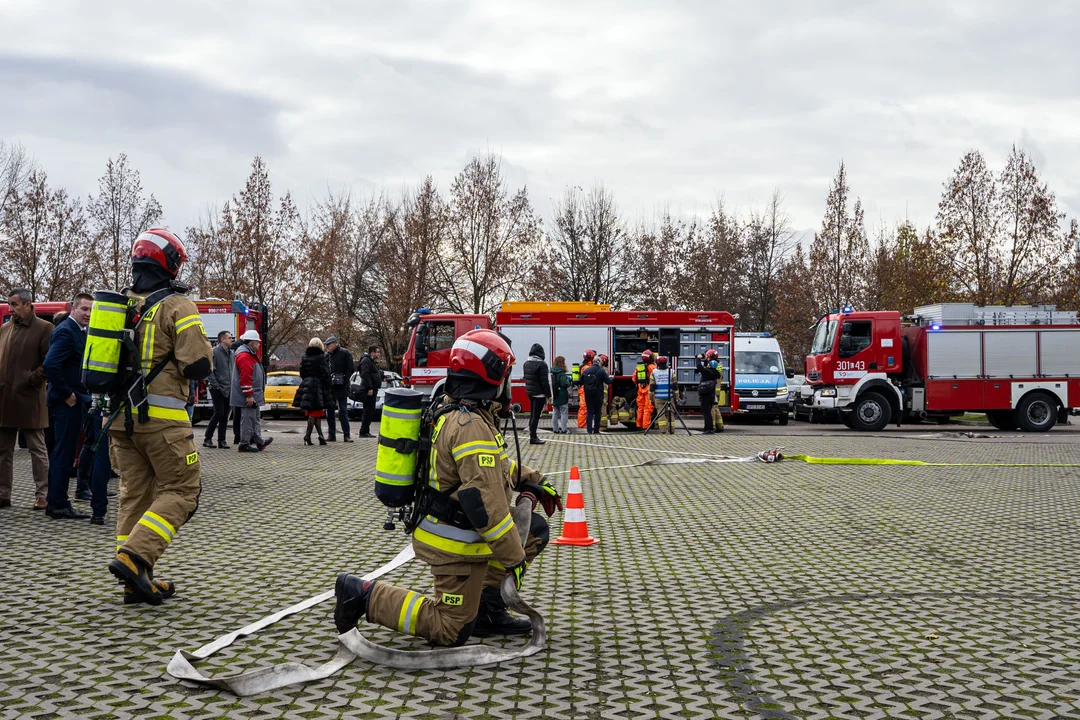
(90, 283, 185, 450)
(387, 389, 523, 538)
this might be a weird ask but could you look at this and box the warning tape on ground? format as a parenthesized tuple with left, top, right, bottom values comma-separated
(547, 438, 1080, 468)
(786, 454, 1080, 467)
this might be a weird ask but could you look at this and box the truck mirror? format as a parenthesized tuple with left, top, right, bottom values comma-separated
(786, 367, 795, 379)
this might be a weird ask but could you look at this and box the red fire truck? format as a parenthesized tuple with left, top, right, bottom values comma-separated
(191, 299, 265, 422)
(401, 301, 738, 425)
(797, 303, 1080, 432)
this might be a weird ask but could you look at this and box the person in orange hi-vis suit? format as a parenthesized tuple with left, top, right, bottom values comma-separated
(576, 349, 595, 429)
(635, 349, 657, 428)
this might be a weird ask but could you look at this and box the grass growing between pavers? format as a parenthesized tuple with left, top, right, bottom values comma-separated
(2, 426, 1080, 719)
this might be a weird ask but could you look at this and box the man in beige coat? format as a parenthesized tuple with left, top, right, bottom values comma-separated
(0, 289, 53, 510)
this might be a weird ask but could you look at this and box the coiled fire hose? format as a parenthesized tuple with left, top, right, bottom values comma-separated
(167, 502, 544, 696)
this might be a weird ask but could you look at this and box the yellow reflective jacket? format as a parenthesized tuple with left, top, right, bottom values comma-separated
(112, 292, 212, 433)
(413, 402, 542, 569)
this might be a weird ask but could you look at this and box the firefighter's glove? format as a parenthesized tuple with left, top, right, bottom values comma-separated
(507, 560, 527, 591)
(518, 478, 563, 517)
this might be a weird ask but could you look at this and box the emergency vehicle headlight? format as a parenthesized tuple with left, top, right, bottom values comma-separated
(777, 386, 788, 396)
(819, 388, 837, 397)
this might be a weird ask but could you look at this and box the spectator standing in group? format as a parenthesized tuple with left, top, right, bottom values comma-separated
(294, 337, 332, 445)
(231, 330, 271, 452)
(580, 354, 613, 435)
(203, 330, 234, 449)
(43, 292, 94, 520)
(523, 343, 552, 445)
(0, 289, 52, 511)
(549, 355, 570, 434)
(355, 345, 382, 438)
(324, 336, 355, 442)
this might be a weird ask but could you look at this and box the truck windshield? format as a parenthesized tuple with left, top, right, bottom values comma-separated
(735, 351, 783, 374)
(810, 319, 838, 355)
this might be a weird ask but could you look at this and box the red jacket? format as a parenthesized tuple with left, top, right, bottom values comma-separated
(235, 346, 260, 397)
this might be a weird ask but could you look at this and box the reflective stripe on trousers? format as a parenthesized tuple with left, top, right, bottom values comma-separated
(413, 517, 491, 557)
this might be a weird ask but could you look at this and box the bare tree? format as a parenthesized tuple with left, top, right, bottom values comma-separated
(632, 210, 697, 310)
(677, 197, 746, 312)
(369, 178, 447, 362)
(314, 190, 389, 349)
(87, 154, 163, 290)
(186, 156, 320, 358)
(996, 145, 1074, 304)
(771, 243, 817, 365)
(0, 141, 34, 223)
(809, 161, 869, 312)
(0, 170, 90, 299)
(435, 155, 541, 315)
(743, 189, 796, 330)
(533, 184, 636, 307)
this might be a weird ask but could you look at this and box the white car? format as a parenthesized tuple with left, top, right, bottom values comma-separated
(348, 370, 404, 418)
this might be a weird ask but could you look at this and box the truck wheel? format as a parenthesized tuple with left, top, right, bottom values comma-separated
(778, 413, 789, 426)
(1014, 393, 1057, 433)
(986, 410, 1016, 430)
(850, 392, 891, 432)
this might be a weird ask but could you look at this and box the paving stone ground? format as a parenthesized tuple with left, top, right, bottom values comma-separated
(2, 416, 1079, 719)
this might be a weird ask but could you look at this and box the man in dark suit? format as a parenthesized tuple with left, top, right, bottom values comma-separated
(43, 292, 93, 519)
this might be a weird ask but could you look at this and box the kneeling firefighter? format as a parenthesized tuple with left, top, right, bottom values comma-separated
(336, 329, 563, 647)
(89, 228, 213, 605)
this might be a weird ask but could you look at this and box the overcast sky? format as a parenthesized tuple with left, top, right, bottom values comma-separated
(1, 0, 1077, 240)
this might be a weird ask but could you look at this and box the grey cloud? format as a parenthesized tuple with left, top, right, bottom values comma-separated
(0, 54, 284, 161)
(0, 0, 1077, 236)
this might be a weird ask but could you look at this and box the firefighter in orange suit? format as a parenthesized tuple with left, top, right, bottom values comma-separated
(335, 329, 562, 646)
(576, 349, 595, 429)
(107, 228, 213, 606)
(635, 349, 657, 427)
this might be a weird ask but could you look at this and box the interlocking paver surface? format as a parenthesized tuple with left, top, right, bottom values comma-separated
(2, 418, 1079, 719)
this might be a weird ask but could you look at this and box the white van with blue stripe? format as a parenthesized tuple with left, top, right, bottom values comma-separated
(734, 333, 792, 425)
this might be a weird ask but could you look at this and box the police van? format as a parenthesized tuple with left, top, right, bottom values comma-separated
(733, 333, 793, 425)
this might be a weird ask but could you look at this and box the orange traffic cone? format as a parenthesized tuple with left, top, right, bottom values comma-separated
(553, 466, 600, 546)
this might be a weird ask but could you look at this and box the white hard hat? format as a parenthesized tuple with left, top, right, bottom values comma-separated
(239, 330, 261, 342)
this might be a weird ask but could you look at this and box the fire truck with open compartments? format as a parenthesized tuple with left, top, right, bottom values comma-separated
(400, 301, 739, 425)
(797, 303, 1080, 432)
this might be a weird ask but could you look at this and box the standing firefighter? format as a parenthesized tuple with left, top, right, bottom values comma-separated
(575, 349, 595, 429)
(696, 349, 723, 434)
(335, 329, 562, 646)
(649, 355, 677, 433)
(103, 228, 213, 605)
(635, 349, 657, 428)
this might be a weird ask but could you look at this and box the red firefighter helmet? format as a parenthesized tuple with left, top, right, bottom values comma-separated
(656, 355, 668, 368)
(583, 349, 596, 363)
(598, 354, 609, 366)
(641, 349, 654, 362)
(448, 329, 514, 386)
(131, 228, 188, 277)
(704, 348, 719, 361)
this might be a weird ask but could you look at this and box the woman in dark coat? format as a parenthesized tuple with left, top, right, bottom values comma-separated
(294, 338, 333, 445)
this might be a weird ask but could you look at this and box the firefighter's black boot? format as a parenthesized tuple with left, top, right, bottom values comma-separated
(123, 579, 176, 605)
(109, 549, 163, 606)
(335, 573, 374, 634)
(472, 586, 532, 637)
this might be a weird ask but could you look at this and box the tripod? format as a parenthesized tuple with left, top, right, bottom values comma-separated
(642, 394, 691, 436)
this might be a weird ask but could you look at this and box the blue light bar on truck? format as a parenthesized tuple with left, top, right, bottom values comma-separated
(231, 300, 249, 315)
(735, 332, 771, 338)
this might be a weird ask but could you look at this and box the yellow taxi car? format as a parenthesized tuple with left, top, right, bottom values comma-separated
(265, 371, 302, 418)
